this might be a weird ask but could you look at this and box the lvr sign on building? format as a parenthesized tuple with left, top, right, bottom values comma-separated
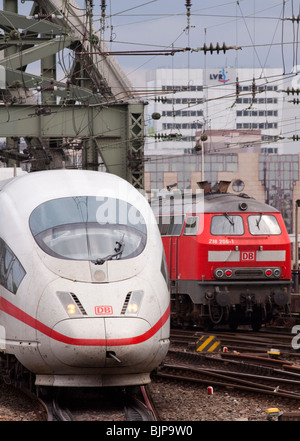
(206, 68, 234, 85)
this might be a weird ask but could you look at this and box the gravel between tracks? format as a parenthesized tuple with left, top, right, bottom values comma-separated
(1, 374, 300, 421)
(149, 377, 300, 421)
(2, 352, 300, 421)
(0, 382, 45, 421)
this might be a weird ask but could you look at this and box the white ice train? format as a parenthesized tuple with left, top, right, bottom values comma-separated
(0, 170, 170, 388)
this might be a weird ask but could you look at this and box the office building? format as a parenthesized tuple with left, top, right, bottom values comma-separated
(145, 67, 295, 155)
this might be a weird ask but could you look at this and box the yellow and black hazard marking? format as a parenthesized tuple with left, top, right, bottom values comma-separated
(196, 335, 221, 352)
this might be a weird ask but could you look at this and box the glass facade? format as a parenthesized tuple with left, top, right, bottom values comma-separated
(259, 154, 298, 233)
(146, 153, 238, 190)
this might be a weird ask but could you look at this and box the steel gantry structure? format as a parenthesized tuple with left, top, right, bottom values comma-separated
(0, 0, 145, 188)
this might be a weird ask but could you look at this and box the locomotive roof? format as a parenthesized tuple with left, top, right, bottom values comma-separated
(150, 191, 279, 214)
(204, 192, 279, 213)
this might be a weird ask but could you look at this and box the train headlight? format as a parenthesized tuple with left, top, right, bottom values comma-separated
(57, 291, 85, 317)
(124, 290, 144, 316)
(127, 302, 139, 314)
(273, 268, 282, 278)
(67, 303, 78, 315)
(215, 269, 224, 278)
(214, 268, 233, 278)
(93, 270, 106, 282)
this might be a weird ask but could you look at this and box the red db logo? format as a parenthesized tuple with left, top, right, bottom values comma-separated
(95, 305, 113, 315)
(241, 252, 255, 261)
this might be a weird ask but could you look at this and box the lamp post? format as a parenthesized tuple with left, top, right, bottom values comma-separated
(200, 133, 207, 181)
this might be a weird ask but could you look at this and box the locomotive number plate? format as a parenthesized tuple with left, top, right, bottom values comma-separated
(241, 251, 255, 261)
(95, 305, 113, 315)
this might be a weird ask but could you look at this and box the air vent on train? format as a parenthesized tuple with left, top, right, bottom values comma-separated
(121, 292, 132, 314)
(70, 293, 87, 315)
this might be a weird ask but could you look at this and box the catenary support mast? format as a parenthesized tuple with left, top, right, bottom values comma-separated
(0, 0, 144, 188)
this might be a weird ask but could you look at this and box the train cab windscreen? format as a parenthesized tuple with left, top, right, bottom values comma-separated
(248, 214, 281, 235)
(29, 196, 147, 261)
(211, 214, 244, 235)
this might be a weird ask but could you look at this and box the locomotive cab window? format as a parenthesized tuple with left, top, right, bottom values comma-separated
(183, 216, 199, 235)
(211, 214, 244, 235)
(29, 196, 147, 261)
(248, 214, 281, 235)
(158, 215, 184, 236)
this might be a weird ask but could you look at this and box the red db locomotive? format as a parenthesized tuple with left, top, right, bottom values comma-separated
(151, 181, 291, 330)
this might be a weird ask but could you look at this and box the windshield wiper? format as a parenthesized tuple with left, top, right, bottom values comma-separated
(256, 212, 263, 229)
(224, 213, 234, 226)
(92, 236, 125, 265)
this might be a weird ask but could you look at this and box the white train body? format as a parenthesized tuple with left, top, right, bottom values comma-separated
(0, 170, 170, 387)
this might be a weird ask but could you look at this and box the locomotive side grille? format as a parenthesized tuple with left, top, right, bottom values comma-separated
(70, 293, 87, 315)
(121, 292, 132, 314)
(235, 269, 264, 277)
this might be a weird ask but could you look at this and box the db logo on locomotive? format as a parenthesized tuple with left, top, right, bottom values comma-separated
(241, 251, 255, 261)
(95, 305, 113, 315)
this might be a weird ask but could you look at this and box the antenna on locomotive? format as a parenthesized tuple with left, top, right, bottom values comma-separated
(197, 180, 231, 194)
(216, 180, 231, 193)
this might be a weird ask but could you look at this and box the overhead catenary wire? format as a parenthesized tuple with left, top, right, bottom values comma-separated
(4, 2, 298, 89)
(1, 1, 300, 164)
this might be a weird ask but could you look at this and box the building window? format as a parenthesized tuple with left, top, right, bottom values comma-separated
(145, 154, 238, 190)
(232, 179, 245, 192)
(259, 154, 299, 233)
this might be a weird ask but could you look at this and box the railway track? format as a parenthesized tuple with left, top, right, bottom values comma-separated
(2, 326, 299, 420)
(156, 359, 300, 401)
(170, 327, 299, 357)
(159, 326, 300, 403)
(38, 385, 158, 421)
(0, 354, 159, 421)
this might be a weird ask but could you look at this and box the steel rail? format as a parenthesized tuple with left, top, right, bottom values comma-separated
(156, 363, 300, 400)
(170, 328, 298, 357)
(163, 362, 300, 393)
(142, 385, 160, 421)
(124, 386, 158, 421)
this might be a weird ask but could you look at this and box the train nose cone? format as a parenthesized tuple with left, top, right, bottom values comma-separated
(50, 317, 154, 368)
